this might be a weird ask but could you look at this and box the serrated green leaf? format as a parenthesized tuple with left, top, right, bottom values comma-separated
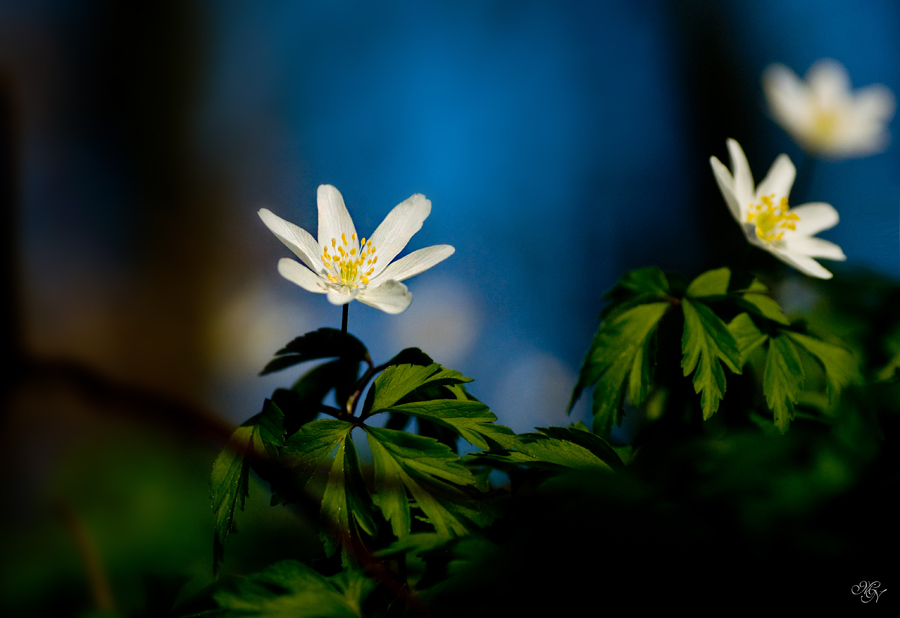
(570, 302, 669, 436)
(210, 400, 284, 571)
(213, 560, 368, 617)
(371, 364, 472, 413)
(627, 332, 654, 406)
(763, 334, 804, 433)
(784, 331, 858, 403)
(260, 328, 368, 376)
(384, 347, 434, 367)
(516, 436, 616, 471)
(532, 426, 624, 470)
(681, 298, 742, 419)
(741, 292, 791, 326)
(366, 426, 475, 539)
(727, 313, 768, 364)
(280, 420, 353, 486)
(386, 400, 518, 450)
(320, 436, 377, 560)
(686, 267, 731, 297)
(211, 426, 252, 572)
(600, 267, 671, 320)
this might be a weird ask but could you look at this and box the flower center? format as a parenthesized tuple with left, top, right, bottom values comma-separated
(747, 194, 799, 243)
(321, 232, 378, 289)
(807, 101, 839, 148)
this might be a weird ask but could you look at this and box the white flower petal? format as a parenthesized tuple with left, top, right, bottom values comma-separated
(783, 236, 846, 261)
(709, 156, 742, 223)
(369, 245, 455, 286)
(277, 258, 328, 294)
(854, 84, 895, 121)
(326, 288, 356, 306)
(763, 64, 812, 130)
(790, 202, 839, 236)
(358, 280, 412, 314)
(755, 154, 796, 201)
(367, 193, 432, 276)
(807, 58, 851, 105)
(726, 138, 755, 207)
(317, 185, 358, 250)
(772, 250, 834, 279)
(259, 208, 323, 271)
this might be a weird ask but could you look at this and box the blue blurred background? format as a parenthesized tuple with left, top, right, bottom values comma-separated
(1, 0, 899, 613)
(2, 0, 898, 432)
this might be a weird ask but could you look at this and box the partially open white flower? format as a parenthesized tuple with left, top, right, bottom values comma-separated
(710, 139, 846, 279)
(763, 59, 895, 158)
(259, 185, 454, 314)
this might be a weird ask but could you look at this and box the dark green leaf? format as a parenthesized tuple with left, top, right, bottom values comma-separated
(210, 400, 284, 571)
(280, 420, 353, 486)
(785, 331, 858, 403)
(739, 289, 790, 325)
(260, 328, 368, 376)
(600, 267, 671, 320)
(319, 436, 377, 560)
(686, 267, 730, 297)
(370, 364, 472, 413)
(681, 298, 742, 419)
(386, 399, 518, 450)
(213, 560, 369, 617)
(366, 426, 475, 538)
(763, 334, 804, 433)
(532, 426, 624, 470)
(570, 302, 669, 436)
(384, 347, 434, 367)
(727, 313, 768, 364)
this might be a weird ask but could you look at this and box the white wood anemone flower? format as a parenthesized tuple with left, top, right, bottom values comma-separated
(763, 59, 895, 159)
(259, 185, 454, 314)
(710, 139, 846, 279)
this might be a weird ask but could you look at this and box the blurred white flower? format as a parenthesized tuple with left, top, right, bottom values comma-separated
(710, 138, 846, 279)
(763, 59, 895, 158)
(259, 185, 454, 314)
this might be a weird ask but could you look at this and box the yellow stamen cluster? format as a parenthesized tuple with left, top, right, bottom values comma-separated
(747, 194, 799, 243)
(321, 232, 378, 288)
(808, 102, 838, 149)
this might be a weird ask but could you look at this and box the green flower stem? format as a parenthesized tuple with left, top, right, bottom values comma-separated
(341, 303, 349, 334)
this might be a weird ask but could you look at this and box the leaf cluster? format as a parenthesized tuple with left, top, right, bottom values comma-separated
(571, 267, 861, 436)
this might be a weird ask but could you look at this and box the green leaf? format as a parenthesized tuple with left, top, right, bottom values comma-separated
(319, 436, 377, 560)
(213, 560, 369, 617)
(383, 347, 434, 367)
(686, 267, 731, 297)
(570, 302, 669, 436)
(471, 426, 624, 473)
(531, 426, 625, 470)
(210, 400, 284, 571)
(260, 328, 368, 376)
(280, 420, 353, 486)
(727, 313, 768, 364)
(785, 331, 858, 403)
(735, 278, 790, 325)
(681, 298, 742, 419)
(366, 426, 475, 539)
(600, 267, 671, 321)
(386, 399, 518, 450)
(370, 363, 472, 413)
(763, 334, 805, 433)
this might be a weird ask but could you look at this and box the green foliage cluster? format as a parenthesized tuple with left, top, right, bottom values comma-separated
(107, 267, 897, 616)
(571, 267, 859, 435)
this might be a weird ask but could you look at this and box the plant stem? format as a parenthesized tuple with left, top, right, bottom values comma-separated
(341, 303, 348, 334)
